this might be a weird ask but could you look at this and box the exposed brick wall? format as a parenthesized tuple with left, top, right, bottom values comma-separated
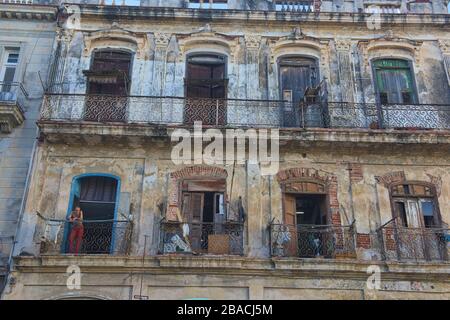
(167, 165, 228, 221)
(349, 163, 363, 183)
(375, 171, 406, 188)
(170, 165, 228, 180)
(356, 233, 372, 249)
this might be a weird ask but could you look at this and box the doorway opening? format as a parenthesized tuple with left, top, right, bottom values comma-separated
(181, 179, 227, 253)
(66, 175, 119, 254)
(184, 53, 227, 125)
(284, 192, 333, 258)
(84, 49, 132, 122)
(279, 56, 319, 127)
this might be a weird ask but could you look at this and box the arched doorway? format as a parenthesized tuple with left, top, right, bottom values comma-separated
(65, 174, 120, 254)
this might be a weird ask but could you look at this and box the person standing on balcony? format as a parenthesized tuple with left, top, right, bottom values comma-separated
(68, 206, 84, 254)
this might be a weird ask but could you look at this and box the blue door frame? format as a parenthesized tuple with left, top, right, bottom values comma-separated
(62, 173, 121, 254)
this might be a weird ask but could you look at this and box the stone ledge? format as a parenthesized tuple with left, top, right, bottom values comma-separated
(75, 5, 450, 26)
(0, 103, 25, 133)
(12, 255, 450, 280)
(37, 121, 450, 146)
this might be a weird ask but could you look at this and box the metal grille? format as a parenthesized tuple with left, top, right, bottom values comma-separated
(184, 97, 226, 125)
(40, 93, 450, 130)
(378, 218, 449, 262)
(160, 221, 244, 255)
(270, 223, 356, 259)
(39, 218, 133, 256)
(275, 1, 315, 12)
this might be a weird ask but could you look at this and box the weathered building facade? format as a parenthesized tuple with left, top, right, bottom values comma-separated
(0, 1, 57, 293)
(2, 0, 450, 299)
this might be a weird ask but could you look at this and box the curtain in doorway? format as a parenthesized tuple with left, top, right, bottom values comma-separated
(79, 176, 117, 202)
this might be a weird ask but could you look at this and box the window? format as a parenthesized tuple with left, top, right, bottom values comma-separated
(188, 0, 228, 9)
(1, 48, 20, 94)
(373, 59, 417, 104)
(391, 183, 440, 228)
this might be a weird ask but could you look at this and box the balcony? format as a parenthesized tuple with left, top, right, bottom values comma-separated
(377, 218, 450, 262)
(0, 0, 34, 3)
(0, 82, 27, 133)
(39, 93, 450, 131)
(270, 223, 356, 259)
(39, 216, 133, 256)
(160, 221, 244, 256)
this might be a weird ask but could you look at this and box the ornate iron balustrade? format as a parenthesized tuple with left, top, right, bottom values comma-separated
(323, 102, 450, 130)
(39, 93, 450, 130)
(275, 1, 315, 12)
(377, 218, 449, 262)
(39, 216, 133, 255)
(270, 223, 356, 259)
(1, 0, 34, 4)
(160, 220, 244, 255)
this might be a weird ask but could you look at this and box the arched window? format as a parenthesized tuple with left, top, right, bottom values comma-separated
(372, 59, 418, 104)
(390, 182, 441, 228)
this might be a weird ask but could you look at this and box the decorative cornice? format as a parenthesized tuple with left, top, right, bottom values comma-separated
(0, 4, 57, 21)
(375, 171, 406, 188)
(426, 173, 442, 197)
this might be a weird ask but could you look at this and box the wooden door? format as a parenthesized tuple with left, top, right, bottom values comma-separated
(283, 194, 298, 257)
(182, 192, 204, 252)
(280, 57, 317, 127)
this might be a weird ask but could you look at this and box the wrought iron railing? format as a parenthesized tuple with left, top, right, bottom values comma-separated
(377, 218, 449, 262)
(39, 217, 133, 255)
(39, 93, 450, 130)
(270, 223, 356, 259)
(0, 0, 34, 4)
(160, 220, 244, 255)
(0, 82, 28, 113)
